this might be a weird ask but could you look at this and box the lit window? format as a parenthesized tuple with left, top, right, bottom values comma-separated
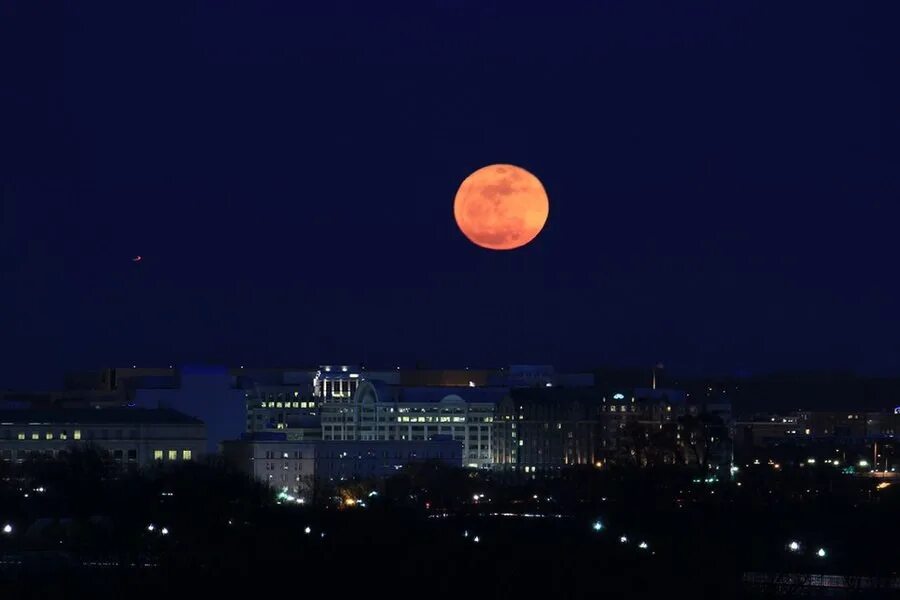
(168, 450, 177, 460)
(276, 402, 283, 408)
(153, 450, 163, 460)
(301, 402, 308, 409)
(74, 430, 81, 440)
(182, 450, 192, 460)
(45, 432, 53, 440)
(31, 432, 39, 440)
(60, 431, 67, 440)
(17, 433, 24, 440)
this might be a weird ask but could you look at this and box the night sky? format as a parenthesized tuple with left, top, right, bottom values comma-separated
(2, 1, 899, 389)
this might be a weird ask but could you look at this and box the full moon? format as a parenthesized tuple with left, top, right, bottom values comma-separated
(453, 164, 549, 251)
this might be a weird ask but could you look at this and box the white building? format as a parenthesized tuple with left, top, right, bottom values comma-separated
(322, 380, 503, 469)
(223, 437, 317, 496)
(315, 365, 363, 441)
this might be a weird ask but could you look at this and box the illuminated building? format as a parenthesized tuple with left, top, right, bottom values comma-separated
(494, 386, 686, 471)
(494, 387, 615, 470)
(322, 380, 501, 469)
(242, 370, 320, 440)
(245, 387, 321, 440)
(223, 434, 317, 496)
(316, 365, 365, 441)
(0, 408, 205, 467)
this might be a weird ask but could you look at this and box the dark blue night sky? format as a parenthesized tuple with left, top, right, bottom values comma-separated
(2, 1, 899, 389)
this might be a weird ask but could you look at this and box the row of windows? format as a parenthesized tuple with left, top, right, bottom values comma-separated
(602, 405, 637, 413)
(3, 430, 83, 440)
(263, 462, 305, 471)
(397, 416, 472, 423)
(249, 391, 305, 401)
(327, 425, 489, 434)
(322, 412, 493, 420)
(256, 401, 317, 409)
(263, 451, 307, 459)
(0, 448, 139, 460)
(394, 407, 493, 415)
(152, 450, 193, 461)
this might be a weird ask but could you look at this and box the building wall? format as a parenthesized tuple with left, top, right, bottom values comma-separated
(0, 420, 205, 468)
(222, 439, 317, 496)
(493, 388, 685, 470)
(734, 410, 899, 451)
(327, 382, 497, 469)
(244, 385, 321, 440)
(222, 438, 463, 498)
(315, 366, 363, 441)
(493, 389, 608, 470)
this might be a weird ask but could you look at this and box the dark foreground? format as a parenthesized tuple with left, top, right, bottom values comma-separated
(1, 457, 899, 598)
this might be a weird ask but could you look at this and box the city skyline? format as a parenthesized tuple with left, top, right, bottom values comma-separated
(4, 3, 900, 597)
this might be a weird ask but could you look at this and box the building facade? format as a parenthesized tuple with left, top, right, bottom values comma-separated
(222, 435, 463, 497)
(222, 434, 317, 495)
(0, 408, 206, 468)
(316, 365, 364, 441)
(321, 381, 501, 469)
(245, 387, 321, 440)
(494, 388, 609, 471)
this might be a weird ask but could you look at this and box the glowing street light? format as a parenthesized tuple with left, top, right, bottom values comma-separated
(638, 541, 649, 550)
(304, 526, 312, 534)
(160, 527, 169, 536)
(619, 536, 628, 544)
(592, 521, 604, 532)
(788, 541, 801, 552)
(147, 524, 155, 532)
(816, 548, 827, 558)
(2, 524, 11, 534)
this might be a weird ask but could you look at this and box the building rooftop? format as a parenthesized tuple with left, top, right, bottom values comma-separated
(359, 381, 508, 404)
(0, 408, 203, 426)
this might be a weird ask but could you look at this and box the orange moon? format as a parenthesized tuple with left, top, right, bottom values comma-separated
(453, 164, 549, 251)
